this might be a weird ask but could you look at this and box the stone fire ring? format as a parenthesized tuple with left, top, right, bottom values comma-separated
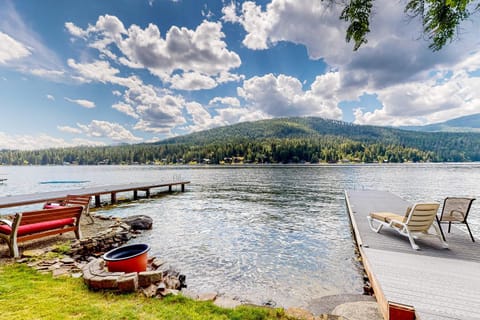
(82, 257, 168, 293)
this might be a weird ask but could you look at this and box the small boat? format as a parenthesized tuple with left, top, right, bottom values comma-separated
(39, 180, 90, 184)
(0, 178, 7, 184)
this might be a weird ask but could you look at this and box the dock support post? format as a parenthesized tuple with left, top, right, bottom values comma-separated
(145, 189, 150, 198)
(95, 195, 101, 208)
(181, 183, 185, 192)
(133, 190, 138, 200)
(169, 185, 172, 192)
(111, 192, 117, 204)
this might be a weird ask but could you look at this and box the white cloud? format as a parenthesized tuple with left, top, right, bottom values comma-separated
(0, 31, 31, 64)
(238, 73, 343, 119)
(209, 96, 241, 107)
(0, 1, 64, 74)
(354, 71, 480, 126)
(65, 22, 88, 38)
(57, 125, 82, 134)
(65, 97, 96, 108)
(133, 92, 187, 133)
(77, 120, 142, 142)
(185, 102, 267, 133)
(170, 72, 217, 90)
(112, 103, 139, 119)
(67, 59, 120, 83)
(112, 90, 122, 96)
(67, 16, 241, 89)
(222, 1, 348, 61)
(0, 131, 104, 150)
(185, 102, 224, 131)
(67, 59, 187, 135)
(30, 68, 65, 81)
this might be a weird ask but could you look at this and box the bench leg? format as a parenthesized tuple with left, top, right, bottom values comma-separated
(9, 238, 19, 258)
(75, 227, 82, 240)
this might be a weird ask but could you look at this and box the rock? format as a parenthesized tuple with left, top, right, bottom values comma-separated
(285, 307, 315, 320)
(262, 299, 276, 307)
(52, 268, 70, 278)
(142, 284, 158, 298)
(197, 292, 217, 301)
(164, 276, 181, 290)
(214, 296, 242, 309)
(306, 294, 376, 316)
(316, 315, 343, 320)
(156, 282, 166, 292)
(332, 301, 382, 320)
(22, 249, 48, 257)
(60, 257, 75, 264)
(178, 274, 187, 288)
(181, 289, 199, 300)
(159, 289, 180, 297)
(138, 270, 163, 287)
(117, 275, 138, 293)
(121, 215, 153, 230)
(152, 258, 166, 268)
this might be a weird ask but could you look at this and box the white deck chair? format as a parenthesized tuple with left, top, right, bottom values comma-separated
(367, 203, 448, 250)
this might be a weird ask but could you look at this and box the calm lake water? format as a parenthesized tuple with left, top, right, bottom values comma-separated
(1, 164, 480, 308)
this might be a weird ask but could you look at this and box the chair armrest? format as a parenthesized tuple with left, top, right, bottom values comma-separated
(0, 219, 12, 227)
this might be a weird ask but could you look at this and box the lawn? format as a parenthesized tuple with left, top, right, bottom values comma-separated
(0, 263, 294, 320)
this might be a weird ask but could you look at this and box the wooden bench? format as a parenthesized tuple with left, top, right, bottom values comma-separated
(44, 194, 93, 224)
(0, 205, 83, 258)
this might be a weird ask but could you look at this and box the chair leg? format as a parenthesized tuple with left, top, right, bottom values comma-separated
(465, 222, 475, 242)
(448, 222, 452, 233)
(405, 229, 420, 250)
(436, 216, 446, 241)
(431, 224, 449, 249)
(367, 216, 383, 233)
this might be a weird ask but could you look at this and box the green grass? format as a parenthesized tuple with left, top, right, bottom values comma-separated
(0, 263, 293, 320)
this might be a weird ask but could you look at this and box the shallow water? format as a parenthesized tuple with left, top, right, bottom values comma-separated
(1, 163, 479, 308)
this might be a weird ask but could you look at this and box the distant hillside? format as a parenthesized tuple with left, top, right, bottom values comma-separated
(160, 117, 415, 145)
(1, 117, 480, 165)
(401, 113, 480, 132)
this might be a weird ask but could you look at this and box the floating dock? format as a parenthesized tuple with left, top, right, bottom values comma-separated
(0, 181, 190, 209)
(345, 190, 480, 320)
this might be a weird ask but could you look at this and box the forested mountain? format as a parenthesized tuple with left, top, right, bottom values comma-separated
(1, 117, 480, 165)
(401, 113, 480, 132)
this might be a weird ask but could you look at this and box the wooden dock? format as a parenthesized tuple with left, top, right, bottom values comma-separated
(0, 181, 190, 209)
(345, 190, 480, 320)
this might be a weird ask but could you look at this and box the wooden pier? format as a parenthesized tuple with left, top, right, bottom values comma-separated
(0, 181, 190, 209)
(345, 190, 480, 320)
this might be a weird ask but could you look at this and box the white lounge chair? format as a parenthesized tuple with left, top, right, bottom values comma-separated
(367, 203, 448, 250)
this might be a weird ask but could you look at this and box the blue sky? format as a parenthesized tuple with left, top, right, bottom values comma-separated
(0, 0, 479, 150)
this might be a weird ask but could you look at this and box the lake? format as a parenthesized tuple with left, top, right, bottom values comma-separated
(1, 163, 479, 308)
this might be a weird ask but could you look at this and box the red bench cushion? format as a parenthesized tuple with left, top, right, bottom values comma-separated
(0, 218, 75, 236)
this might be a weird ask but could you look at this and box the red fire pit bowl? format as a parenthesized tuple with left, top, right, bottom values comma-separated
(103, 243, 150, 273)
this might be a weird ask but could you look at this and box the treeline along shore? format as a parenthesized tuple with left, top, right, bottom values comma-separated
(1, 117, 480, 165)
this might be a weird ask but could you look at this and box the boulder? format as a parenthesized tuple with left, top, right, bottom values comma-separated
(122, 215, 153, 230)
(332, 301, 382, 320)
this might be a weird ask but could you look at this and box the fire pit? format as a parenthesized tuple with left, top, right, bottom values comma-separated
(103, 243, 150, 273)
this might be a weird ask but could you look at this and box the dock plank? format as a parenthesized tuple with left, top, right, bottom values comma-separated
(0, 181, 190, 209)
(345, 189, 480, 320)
